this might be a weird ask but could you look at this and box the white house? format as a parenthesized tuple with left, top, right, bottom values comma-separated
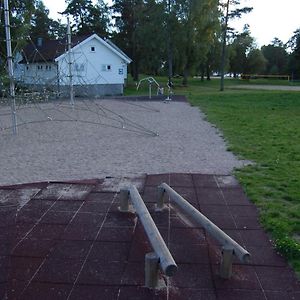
(15, 34, 132, 97)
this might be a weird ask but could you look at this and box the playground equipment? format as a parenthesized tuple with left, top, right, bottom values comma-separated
(136, 77, 164, 100)
(120, 185, 177, 288)
(157, 183, 251, 279)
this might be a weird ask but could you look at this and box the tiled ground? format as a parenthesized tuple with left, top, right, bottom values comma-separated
(0, 174, 299, 299)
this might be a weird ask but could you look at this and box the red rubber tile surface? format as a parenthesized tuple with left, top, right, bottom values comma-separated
(0, 174, 298, 299)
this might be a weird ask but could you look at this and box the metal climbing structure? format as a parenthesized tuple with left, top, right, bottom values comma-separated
(0, 8, 159, 137)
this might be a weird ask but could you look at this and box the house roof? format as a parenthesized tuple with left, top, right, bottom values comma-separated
(104, 38, 132, 63)
(54, 34, 132, 64)
(19, 34, 132, 64)
(19, 36, 88, 64)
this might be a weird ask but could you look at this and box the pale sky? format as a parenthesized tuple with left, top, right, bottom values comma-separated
(44, 0, 300, 47)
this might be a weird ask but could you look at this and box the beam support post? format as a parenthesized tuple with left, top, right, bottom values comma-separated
(220, 246, 234, 279)
(145, 252, 159, 288)
(156, 186, 165, 210)
(119, 189, 129, 212)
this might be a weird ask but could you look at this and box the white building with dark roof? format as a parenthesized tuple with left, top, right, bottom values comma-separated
(15, 34, 132, 97)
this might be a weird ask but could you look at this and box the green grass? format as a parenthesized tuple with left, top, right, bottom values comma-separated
(125, 76, 300, 275)
(189, 90, 300, 274)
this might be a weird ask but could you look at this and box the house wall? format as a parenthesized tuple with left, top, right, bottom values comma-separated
(58, 83, 123, 97)
(15, 36, 130, 96)
(57, 38, 128, 87)
(16, 63, 58, 86)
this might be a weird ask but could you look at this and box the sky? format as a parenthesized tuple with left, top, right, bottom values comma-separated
(43, 0, 300, 47)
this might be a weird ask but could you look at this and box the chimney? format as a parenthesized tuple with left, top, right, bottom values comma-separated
(37, 38, 43, 47)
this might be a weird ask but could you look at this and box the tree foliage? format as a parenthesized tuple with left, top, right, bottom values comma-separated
(3, 0, 300, 83)
(111, 0, 145, 80)
(0, 0, 35, 66)
(228, 26, 253, 76)
(63, 0, 110, 36)
(0, 0, 36, 85)
(172, 0, 220, 85)
(246, 48, 267, 74)
(219, 0, 253, 90)
(30, 0, 66, 40)
(261, 39, 288, 75)
(287, 29, 300, 79)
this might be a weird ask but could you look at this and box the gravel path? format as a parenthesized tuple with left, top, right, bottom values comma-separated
(0, 98, 248, 185)
(230, 84, 300, 91)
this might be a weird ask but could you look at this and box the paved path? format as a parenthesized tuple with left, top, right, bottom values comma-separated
(1, 174, 299, 299)
(230, 84, 300, 91)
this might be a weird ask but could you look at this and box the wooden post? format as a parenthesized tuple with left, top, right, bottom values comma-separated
(119, 189, 129, 212)
(145, 252, 159, 288)
(156, 186, 165, 210)
(220, 246, 234, 279)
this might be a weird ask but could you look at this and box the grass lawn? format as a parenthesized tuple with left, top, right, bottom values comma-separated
(125, 76, 300, 276)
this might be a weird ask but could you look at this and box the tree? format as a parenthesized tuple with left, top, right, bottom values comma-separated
(112, 0, 144, 80)
(169, 0, 219, 85)
(261, 39, 288, 75)
(246, 48, 267, 74)
(30, 1, 66, 40)
(204, 35, 222, 80)
(219, 0, 253, 90)
(137, 0, 166, 75)
(111, 0, 220, 83)
(0, 0, 35, 74)
(63, 0, 110, 36)
(228, 25, 253, 76)
(287, 29, 300, 80)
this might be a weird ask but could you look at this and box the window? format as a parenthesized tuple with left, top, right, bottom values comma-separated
(101, 64, 111, 71)
(75, 63, 85, 72)
(91, 46, 95, 52)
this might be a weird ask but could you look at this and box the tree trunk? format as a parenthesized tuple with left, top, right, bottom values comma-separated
(206, 64, 211, 80)
(132, 61, 139, 81)
(200, 64, 205, 81)
(182, 67, 189, 86)
(220, 0, 230, 91)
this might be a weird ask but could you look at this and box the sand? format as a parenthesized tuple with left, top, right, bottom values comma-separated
(0, 98, 248, 185)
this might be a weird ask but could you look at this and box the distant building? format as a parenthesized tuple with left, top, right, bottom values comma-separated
(15, 34, 132, 97)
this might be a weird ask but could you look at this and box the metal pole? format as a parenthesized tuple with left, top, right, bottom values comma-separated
(159, 183, 250, 263)
(167, 0, 173, 88)
(4, 0, 17, 135)
(124, 185, 177, 277)
(149, 81, 152, 99)
(67, 17, 74, 107)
